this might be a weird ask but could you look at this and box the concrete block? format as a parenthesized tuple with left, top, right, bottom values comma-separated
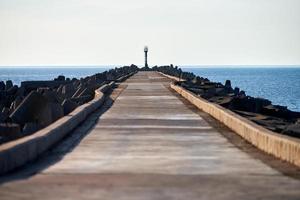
(0, 123, 21, 139)
(10, 91, 47, 125)
(62, 99, 78, 115)
(5, 80, 13, 91)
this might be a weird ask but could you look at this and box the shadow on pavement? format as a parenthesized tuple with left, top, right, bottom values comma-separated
(0, 86, 123, 185)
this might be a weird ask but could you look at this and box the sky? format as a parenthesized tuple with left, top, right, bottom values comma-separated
(0, 0, 299, 66)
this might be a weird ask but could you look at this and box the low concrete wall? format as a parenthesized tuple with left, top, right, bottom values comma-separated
(171, 83, 300, 168)
(0, 80, 119, 175)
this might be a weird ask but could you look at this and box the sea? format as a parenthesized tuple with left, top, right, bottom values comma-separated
(0, 66, 299, 112)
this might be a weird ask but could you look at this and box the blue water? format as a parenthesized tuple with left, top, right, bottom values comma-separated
(0, 67, 299, 112)
(0, 67, 110, 86)
(185, 67, 300, 112)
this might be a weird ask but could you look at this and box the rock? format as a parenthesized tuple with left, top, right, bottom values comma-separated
(43, 90, 62, 104)
(209, 96, 234, 107)
(21, 81, 65, 92)
(22, 123, 40, 136)
(5, 80, 13, 91)
(55, 75, 65, 81)
(72, 87, 85, 98)
(50, 103, 64, 122)
(79, 88, 95, 97)
(62, 99, 78, 115)
(192, 76, 203, 85)
(282, 124, 300, 138)
(230, 96, 271, 113)
(0, 110, 9, 123)
(197, 82, 217, 90)
(72, 80, 81, 88)
(188, 88, 204, 95)
(201, 87, 216, 99)
(106, 73, 116, 81)
(16, 86, 25, 97)
(57, 84, 64, 94)
(10, 91, 48, 125)
(87, 77, 97, 86)
(6, 85, 18, 96)
(37, 87, 50, 93)
(235, 111, 289, 133)
(225, 80, 231, 88)
(2, 107, 11, 117)
(224, 80, 233, 93)
(233, 87, 240, 96)
(62, 83, 76, 98)
(0, 81, 5, 91)
(0, 123, 21, 140)
(215, 88, 227, 96)
(37, 102, 53, 127)
(239, 90, 246, 97)
(10, 96, 23, 111)
(254, 98, 272, 113)
(71, 95, 93, 105)
(261, 105, 298, 119)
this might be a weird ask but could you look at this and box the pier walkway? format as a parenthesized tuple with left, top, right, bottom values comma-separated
(0, 72, 300, 199)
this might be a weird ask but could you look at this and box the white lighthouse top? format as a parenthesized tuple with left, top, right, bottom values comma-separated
(144, 46, 148, 52)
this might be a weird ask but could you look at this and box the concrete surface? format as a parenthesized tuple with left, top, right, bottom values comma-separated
(171, 83, 300, 168)
(0, 85, 108, 175)
(0, 71, 300, 200)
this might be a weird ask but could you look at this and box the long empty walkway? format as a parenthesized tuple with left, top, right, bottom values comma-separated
(0, 71, 300, 199)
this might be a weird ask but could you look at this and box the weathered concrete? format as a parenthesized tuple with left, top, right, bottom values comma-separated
(0, 83, 112, 174)
(0, 72, 300, 200)
(171, 83, 300, 168)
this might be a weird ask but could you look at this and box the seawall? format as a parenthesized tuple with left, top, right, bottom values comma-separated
(0, 72, 135, 175)
(162, 73, 300, 167)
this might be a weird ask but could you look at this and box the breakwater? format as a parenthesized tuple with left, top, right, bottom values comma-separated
(154, 65, 300, 139)
(187, 67, 300, 112)
(0, 65, 138, 144)
(0, 64, 299, 173)
(2, 71, 300, 199)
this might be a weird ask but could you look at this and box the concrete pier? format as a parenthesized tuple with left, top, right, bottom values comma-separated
(0, 71, 300, 200)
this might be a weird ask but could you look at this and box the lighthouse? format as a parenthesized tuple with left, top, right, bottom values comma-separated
(144, 46, 148, 67)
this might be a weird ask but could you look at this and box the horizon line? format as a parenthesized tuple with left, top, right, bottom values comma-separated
(0, 64, 300, 68)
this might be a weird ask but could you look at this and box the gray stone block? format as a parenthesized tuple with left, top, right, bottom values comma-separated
(10, 91, 47, 124)
(62, 99, 78, 115)
(79, 88, 94, 97)
(0, 123, 21, 139)
(23, 122, 40, 136)
(5, 80, 13, 91)
(71, 95, 93, 105)
(62, 83, 76, 98)
(50, 103, 64, 122)
(10, 96, 22, 111)
(0, 81, 5, 91)
(43, 90, 62, 104)
(72, 87, 85, 98)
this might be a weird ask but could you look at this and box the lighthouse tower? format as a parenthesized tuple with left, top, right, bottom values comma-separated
(144, 46, 148, 67)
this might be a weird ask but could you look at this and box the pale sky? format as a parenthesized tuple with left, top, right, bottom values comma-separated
(0, 0, 299, 66)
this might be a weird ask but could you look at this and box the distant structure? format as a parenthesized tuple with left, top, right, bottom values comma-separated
(144, 46, 148, 67)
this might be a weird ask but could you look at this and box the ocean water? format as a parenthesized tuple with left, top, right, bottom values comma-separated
(0, 67, 110, 86)
(186, 67, 300, 112)
(0, 66, 299, 112)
